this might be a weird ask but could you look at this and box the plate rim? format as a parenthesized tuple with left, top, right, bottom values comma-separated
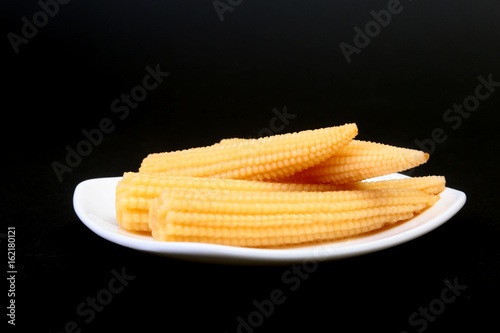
(73, 174, 467, 264)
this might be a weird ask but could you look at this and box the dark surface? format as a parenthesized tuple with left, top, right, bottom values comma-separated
(2, 0, 499, 332)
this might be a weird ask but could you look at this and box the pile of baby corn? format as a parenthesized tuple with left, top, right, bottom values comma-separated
(115, 123, 445, 247)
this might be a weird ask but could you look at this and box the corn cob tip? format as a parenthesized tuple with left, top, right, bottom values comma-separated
(422, 152, 430, 163)
(280, 139, 430, 184)
(405, 150, 429, 171)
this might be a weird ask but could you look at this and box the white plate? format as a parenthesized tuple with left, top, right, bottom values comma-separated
(73, 174, 466, 265)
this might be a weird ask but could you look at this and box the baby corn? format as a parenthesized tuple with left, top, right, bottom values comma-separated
(282, 140, 429, 184)
(336, 176, 446, 195)
(138, 123, 358, 181)
(116, 173, 341, 231)
(114, 123, 446, 247)
(149, 187, 439, 247)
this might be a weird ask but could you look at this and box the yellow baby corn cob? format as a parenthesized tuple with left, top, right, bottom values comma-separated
(116, 173, 341, 231)
(281, 140, 429, 184)
(138, 123, 358, 181)
(218, 138, 248, 144)
(154, 213, 417, 247)
(149, 187, 439, 247)
(336, 176, 446, 195)
(152, 188, 435, 214)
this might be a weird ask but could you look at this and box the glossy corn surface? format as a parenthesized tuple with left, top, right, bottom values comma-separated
(116, 173, 340, 231)
(282, 140, 429, 184)
(337, 176, 446, 195)
(149, 187, 438, 247)
(138, 123, 358, 181)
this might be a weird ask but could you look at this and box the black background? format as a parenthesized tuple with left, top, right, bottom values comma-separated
(2, 0, 500, 332)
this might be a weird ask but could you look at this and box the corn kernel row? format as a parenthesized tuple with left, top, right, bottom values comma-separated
(139, 123, 358, 181)
(149, 187, 439, 247)
(282, 140, 430, 184)
(116, 172, 341, 231)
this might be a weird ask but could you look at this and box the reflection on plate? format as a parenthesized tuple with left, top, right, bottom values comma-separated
(73, 174, 466, 264)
